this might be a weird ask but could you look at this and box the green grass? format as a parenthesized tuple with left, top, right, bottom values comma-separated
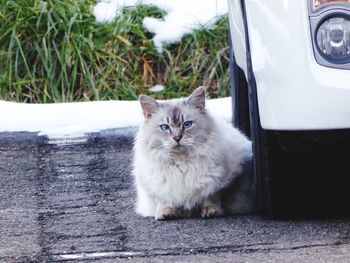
(0, 0, 230, 103)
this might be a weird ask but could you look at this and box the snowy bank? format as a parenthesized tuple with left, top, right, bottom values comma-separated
(0, 98, 232, 139)
(93, 0, 227, 52)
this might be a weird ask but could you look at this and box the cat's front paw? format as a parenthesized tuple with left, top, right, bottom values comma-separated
(155, 207, 180, 221)
(201, 205, 224, 218)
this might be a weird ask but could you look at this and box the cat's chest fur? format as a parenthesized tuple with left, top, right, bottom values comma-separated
(142, 153, 225, 209)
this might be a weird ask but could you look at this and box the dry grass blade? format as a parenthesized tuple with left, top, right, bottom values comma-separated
(0, 0, 230, 102)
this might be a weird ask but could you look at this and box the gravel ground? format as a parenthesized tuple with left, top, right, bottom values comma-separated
(1, 129, 350, 262)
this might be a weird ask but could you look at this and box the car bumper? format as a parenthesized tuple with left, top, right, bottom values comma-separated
(245, 0, 350, 130)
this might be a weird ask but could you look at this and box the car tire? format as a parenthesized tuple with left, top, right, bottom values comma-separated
(229, 27, 284, 217)
(249, 78, 350, 217)
(229, 34, 251, 138)
(249, 101, 282, 217)
(236, 0, 350, 218)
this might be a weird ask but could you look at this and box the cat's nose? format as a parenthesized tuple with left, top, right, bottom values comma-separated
(173, 135, 182, 143)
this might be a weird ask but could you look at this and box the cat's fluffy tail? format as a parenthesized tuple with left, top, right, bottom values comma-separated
(222, 157, 256, 214)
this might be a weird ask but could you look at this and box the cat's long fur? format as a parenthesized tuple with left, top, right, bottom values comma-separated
(132, 87, 253, 220)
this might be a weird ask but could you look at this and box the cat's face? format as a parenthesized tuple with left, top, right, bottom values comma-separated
(139, 87, 213, 154)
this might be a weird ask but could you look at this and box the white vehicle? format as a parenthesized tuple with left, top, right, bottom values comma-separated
(228, 0, 350, 217)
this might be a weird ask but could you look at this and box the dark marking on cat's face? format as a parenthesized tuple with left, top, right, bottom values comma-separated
(171, 107, 183, 127)
(167, 107, 184, 143)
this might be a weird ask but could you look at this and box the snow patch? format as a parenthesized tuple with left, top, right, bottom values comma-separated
(0, 100, 142, 139)
(93, 0, 227, 52)
(148, 84, 165, 93)
(0, 98, 232, 138)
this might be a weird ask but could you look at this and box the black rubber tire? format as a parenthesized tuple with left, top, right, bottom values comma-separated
(238, 0, 350, 218)
(229, 32, 273, 216)
(228, 0, 281, 217)
(228, 33, 251, 139)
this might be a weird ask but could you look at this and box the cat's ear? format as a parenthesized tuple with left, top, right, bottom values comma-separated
(187, 86, 206, 112)
(139, 95, 159, 119)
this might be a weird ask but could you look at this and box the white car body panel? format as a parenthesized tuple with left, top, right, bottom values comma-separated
(228, 0, 247, 76)
(229, 0, 350, 130)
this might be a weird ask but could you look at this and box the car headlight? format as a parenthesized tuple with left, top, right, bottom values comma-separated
(316, 16, 350, 63)
(309, 0, 350, 69)
(313, 0, 350, 9)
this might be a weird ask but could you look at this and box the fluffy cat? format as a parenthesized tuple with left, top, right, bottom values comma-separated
(132, 87, 254, 220)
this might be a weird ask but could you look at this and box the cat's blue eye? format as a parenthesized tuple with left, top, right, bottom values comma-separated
(183, 121, 193, 129)
(160, 124, 171, 133)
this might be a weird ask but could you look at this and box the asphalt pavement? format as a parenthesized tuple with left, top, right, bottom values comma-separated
(1, 129, 350, 262)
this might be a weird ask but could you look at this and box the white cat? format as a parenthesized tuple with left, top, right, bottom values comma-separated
(132, 87, 254, 220)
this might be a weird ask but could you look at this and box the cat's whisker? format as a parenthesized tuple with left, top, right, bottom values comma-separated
(186, 144, 200, 156)
(151, 144, 165, 153)
(151, 144, 172, 160)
